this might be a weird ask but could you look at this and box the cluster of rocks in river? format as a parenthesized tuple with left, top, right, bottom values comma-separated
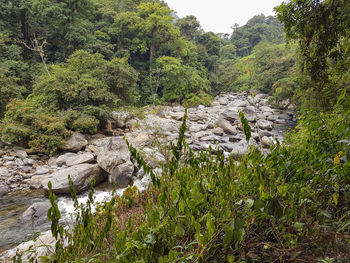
(0, 92, 295, 261)
(0, 92, 295, 197)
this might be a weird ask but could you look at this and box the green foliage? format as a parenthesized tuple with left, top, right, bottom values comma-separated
(39, 103, 350, 262)
(239, 111, 251, 143)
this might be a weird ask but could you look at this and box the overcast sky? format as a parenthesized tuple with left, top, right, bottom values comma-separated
(165, 0, 285, 34)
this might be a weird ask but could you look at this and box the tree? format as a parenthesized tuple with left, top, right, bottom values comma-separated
(175, 15, 201, 41)
(275, 0, 350, 108)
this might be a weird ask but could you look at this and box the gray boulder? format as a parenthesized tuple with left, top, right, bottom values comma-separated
(231, 140, 250, 159)
(261, 136, 274, 148)
(220, 109, 239, 122)
(218, 118, 238, 135)
(56, 152, 77, 166)
(109, 161, 134, 187)
(257, 119, 273, 130)
(42, 164, 105, 194)
(19, 200, 51, 226)
(30, 175, 44, 189)
(66, 153, 95, 167)
(62, 132, 88, 152)
(0, 185, 10, 196)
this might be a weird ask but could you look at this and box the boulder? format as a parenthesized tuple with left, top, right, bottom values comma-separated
(111, 111, 130, 128)
(109, 161, 134, 187)
(97, 137, 131, 174)
(220, 109, 239, 122)
(217, 97, 229, 105)
(213, 127, 224, 136)
(62, 132, 88, 152)
(257, 119, 273, 130)
(261, 136, 274, 148)
(227, 99, 248, 107)
(128, 132, 150, 148)
(66, 153, 95, 167)
(0, 185, 10, 196)
(19, 200, 51, 226)
(231, 140, 250, 159)
(30, 175, 44, 189)
(56, 152, 77, 166)
(14, 149, 27, 159)
(242, 108, 256, 122)
(218, 118, 238, 135)
(42, 164, 105, 194)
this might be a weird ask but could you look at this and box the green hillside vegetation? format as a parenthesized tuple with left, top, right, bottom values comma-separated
(1, 0, 349, 261)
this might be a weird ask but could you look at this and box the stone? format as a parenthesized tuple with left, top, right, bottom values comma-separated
(213, 127, 224, 136)
(0, 185, 10, 196)
(30, 175, 44, 189)
(35, 166, 50, 175)
(274, 119, 288, 124)
(3, 161, 15, 166)
(218, 97, 229, 105)
(14, 149, 28, 159)
(66, 153, 95, 167)
(47, 157, 57, 167)
(42, 164, 105, 194)
(2, 156, 15, 161)
(257, 119, 273, 130)
(220, 109, 239, 122)
(109, 161, 134, 187)
(14, 158, 24, 166)
(170, 111, 184, 121)
(220, 143, 235, 152)
(97, 137, 131, 174)
(110, 111, 130, 128)
(23, 158, 35, 166)
(259, 130, 273, 137)
(189, 124, 205, 133)
(267, 115, 278, 121)
(8, 174, 22, 183)
(278, 113, 292, 120)
(56, 152, 77, 166)
(231, 140, 250, 159)
(242, 108, 257, 122)
(227, 99, 248, 107)
(261, 136, 274, 148)
(62, 132, 88, 152)
(218, 118, 238, 135)
(19, 200, 51, 226)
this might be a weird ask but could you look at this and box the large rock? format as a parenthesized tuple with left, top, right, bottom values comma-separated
(19, 200, 51, 226)
(231, 140, 250, 159)
(111, 111, 130, 128)
(261, 136, 274, 148)
(62, 132, 88, 152)
(97, 137, 134, 186)
(42, 164, 105, 194)
(220, 109, 239, 122)
(257, 119, 273, 130)
(56, 152, 77, 166)
(97, 137, 131, 173)
(0, 185, 10, 196)
(218, 118, 238, 135)
(242, 108, 256, 122)
(227, 99, 248, 107)
(66, 153, 95, 167)
(109, 161, 134, 187)
(30, 175, 44, 189)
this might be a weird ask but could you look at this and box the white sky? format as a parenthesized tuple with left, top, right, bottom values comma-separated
(165, 0, 285, 34)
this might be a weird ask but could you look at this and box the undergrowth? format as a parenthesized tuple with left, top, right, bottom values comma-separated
(16, 96, 350, 262)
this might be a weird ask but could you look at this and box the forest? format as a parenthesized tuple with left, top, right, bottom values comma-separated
(0, 0, 349, 262)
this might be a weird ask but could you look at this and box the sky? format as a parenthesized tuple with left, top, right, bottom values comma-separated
(165, 0, 285, 34)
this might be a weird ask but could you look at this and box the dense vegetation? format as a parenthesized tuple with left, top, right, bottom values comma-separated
(2, 0, 350, 262)
(0, 0, 288, 154)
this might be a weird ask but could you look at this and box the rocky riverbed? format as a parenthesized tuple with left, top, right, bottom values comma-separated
(0, 92, 296, 262)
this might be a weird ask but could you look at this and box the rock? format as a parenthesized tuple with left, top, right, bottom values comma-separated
(14, 149, 28, 159)
(220, 109, 239, 122)
(2, 156, 15, 161)
(261, 136, 274, 148)
(218, 118, 238, 135)
(260, 106, 273, 113)
(3, 161, 15, 166)
(8, 174, 22, 183)
(14, 159, 24, 166)
(220, 143, 235, 152)
(242, 108, 256, 122)
(62, 132, 88, 152)
(35, 166, 50, 175)
(66, 153, 95, 167)
(129, 132, 150, 148)
(97, 137, 131, 174)
(213, 127, 224, 136)
(0, 167, 9, 176)
(30, 175, 44, 189)
(170, 111, 184, 121)
(0, 185, 10, 196)
(56, 152, 77, 166)
(278, 113, 292, 120)
(189, 124, 205, 133)
(227, 99, 248, 107)
(274, 118, 288, 124)
(19, 200, 51, 226)
(42, 164, 105, 194)
(259, 130, 273, 137)
(109, 161, 134, 187)
(231, 140, 250, 159)
(47, 157, 57, 167)
(267, 115, 278, 121)
(23, 158, 35, 166)
(111, 111, 130, 128)
(257, 119, 273, 130)
(218, 97, 229, 105)
(0, 230, 56, 263)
